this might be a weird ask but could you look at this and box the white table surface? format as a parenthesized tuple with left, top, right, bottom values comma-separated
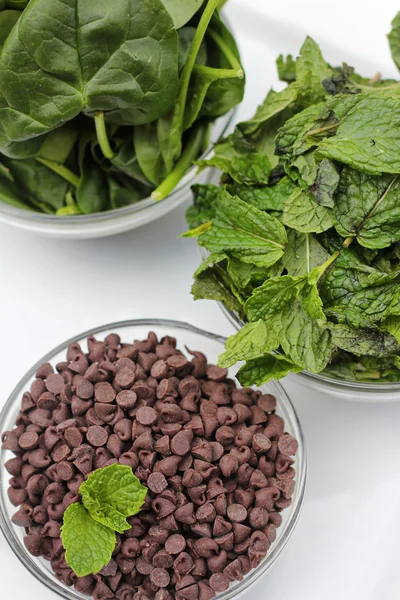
(1, 1, 400, 599)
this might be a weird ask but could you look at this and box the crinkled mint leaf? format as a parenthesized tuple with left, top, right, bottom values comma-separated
(334, 168, 400, 249)
(245, 275, 305, 322)
(199, 191, 287, 268)
(282, 230, 330, 277)
(227, 177, 294, 212)
(199, 137, 271, 185)
(310, 159, 340, 208)
(218, 320, 280, 368)
(318, 94, 400, 174)
(276, 54, 296, 83)
(61, 503, 116, 578)
(237, 353, 302, 386)
(381, 315, 400, 343)
(186, 184, 219, 229)
(275, 102, 326, 156)
(80, 464, 147, 534)
(286, 150, 317, 187)
(330, 323, 400, 357)
(283, 188, 334, 234)
(295, 37, 333, 104)
(388, 12, 400, 71)
(192, 266, 244, 315)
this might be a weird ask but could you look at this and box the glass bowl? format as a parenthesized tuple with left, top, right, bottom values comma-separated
(0, 319, 306, 600)
(220, 305, 400, 403)
(0, 112, 233, 240)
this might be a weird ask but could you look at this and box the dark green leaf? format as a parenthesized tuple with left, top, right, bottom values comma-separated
(0, 0, 179, 147)
(192, 269, 243, 314)
(199, 191, 287, 268)
(283, 188, 334, 233)
(388, 12, 400, 71)
(227, 177, 294, 212)
(334, 168, 400, 249)
(186, 184, 219, 228)
(0, 9, 19, 51)
(310, 159, 340, 208)
(276, 54, 296, 83)
(318, 94, 400, 174)
(330, 324, 400, 357)
(282, 229, 331, 276)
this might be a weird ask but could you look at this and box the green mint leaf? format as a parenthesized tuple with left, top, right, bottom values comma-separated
(186, 184, 219, 229)
(294, 37, 333, 104)
(276, 53, 297, 83)
(285, 150, 318, 187)
(199, 191, 287, 268)
(310, 159, 340, 208)
(61, 503, 116, 578)
(275, 102, 326, 156)
(282, 230, 331, 277)
(334, 168, 400, 249)
(237, 353, 302, 386)
(245, 274, 306, 322)
(381, 315, 400, 343)
(218, 320, 280, 368)
(227, 176, 294, 212)
(283, 188, 334, 234)
(199, 137, 271, 185)
(192, 266, 244, 315)
(80, 464, 148, 534)
(318, 94, 400, 175)
(388, 12, 400, 71)
(330, 324, 400, 357)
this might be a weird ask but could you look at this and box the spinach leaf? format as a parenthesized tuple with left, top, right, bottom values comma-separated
(76, 136, 108, 214)
(0, 9, 19, 51)
(0, 0, 179, 147)
(334, 169, 400, 249)
(160, 0, 204, 29)
(198, 191, 287, 268)
(283, 188, 334, 233)
(318, 94, 400, 175)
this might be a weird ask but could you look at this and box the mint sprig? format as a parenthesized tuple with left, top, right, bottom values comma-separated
(61, 464, 148, 577)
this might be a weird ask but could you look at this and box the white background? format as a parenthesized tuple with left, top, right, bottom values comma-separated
(1, 1, 400, 599)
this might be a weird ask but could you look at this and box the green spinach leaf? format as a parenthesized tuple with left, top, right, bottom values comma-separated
(160, 0, 204, 28)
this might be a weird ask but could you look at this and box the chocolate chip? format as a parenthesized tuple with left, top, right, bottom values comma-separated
(227, 504, 247, 523)
(136, 407, 157, 426)
(165, 534, 186, 555)
(94, 382, 116, 404)
(116, 390, 137, 409)
(278, 434, 299, 456)
(147, 472, 168, 494)
(86, 426, 108, 447)
(19, 432, 39, 450)
(209, 573, 230, 592)
(151, 568, 170, 588)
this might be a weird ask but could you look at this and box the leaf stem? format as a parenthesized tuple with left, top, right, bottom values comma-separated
(176, 0, 220, 130)
(306, 122, 339, 137)
(343, 236, 354, 248)
(208, 28, 244, 78)
(152, 124, 207, 201)
(356, 370, 382, 380)
(192, 64, 244, 80)
(95, 112, 116, 160)
(36, 157, 81, 187)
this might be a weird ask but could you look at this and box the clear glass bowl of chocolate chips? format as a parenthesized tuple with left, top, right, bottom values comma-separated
(0, 319, 306, 600)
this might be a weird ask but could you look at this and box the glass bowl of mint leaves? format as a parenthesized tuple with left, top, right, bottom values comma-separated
(0, 319, 306, 599)
(0, 0, 243, 239)
(185, 13, 400, 403)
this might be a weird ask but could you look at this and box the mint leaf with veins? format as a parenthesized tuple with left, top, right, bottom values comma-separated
(237, 353, 302, 386)
(80, 464, 147, 534)
(283, 188, 334, 234)
(388, 12, 400, 71)
(334, 168, 400, 249)
(218, 320, 280, 368)
(310, 159, 340, 208)
(227, 177, 294, 212)
(318, 94, 400, 175)
(330, 323, 400, 357)
(198, 191, 287, 268)
(61, 503, 116, 578)
(282, 230, 330, 277)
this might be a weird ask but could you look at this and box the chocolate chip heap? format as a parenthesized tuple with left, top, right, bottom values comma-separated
(2, 331, 298, 600)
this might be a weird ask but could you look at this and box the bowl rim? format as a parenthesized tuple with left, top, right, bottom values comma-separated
(0, 110, 235, 225)
(0, 318, 306, 600)
(219, 303, 400, 392)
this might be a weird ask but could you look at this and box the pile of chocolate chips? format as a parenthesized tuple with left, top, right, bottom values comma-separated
(2, 331, 298, 600)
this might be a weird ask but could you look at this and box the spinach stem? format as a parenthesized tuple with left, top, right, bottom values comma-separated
(208, 28, 244, 77)
(95, 112, 116, 160)
(343, 236, 354, 248)
(193, 64, 244, 80)
(57, 205, 83, 216)
(37, 157, 81, 187)
(152, 124, 206, 201)
(176, 0, 220, 130)
(356, 371, 382, 380)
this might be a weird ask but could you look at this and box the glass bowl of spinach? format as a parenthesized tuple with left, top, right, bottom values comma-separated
(0, 318, 306, 600)
(0, 0, 243, 239)
(186, 21, 400, 403)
